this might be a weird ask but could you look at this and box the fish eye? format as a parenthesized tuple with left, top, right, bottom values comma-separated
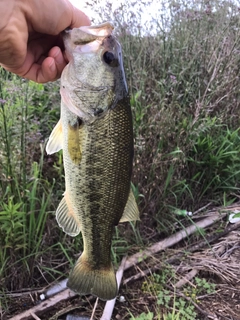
(103, 51, 115, 64)
(103, 51, 119, 67)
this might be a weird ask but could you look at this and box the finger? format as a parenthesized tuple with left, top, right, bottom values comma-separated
(37, 57, 59, 83)
(2, 42, 67, 83)
(70, 5, 91, 29)
(29, 1, 91, 35)
(24, 48, 67, 83)
(49, 46, 66, 70)
(23, 57, 59, 83)
(47, 46, 67, 80)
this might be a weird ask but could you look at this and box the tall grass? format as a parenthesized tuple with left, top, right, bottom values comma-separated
(107, 0, 240, 227)
(0, 70, 67, 292)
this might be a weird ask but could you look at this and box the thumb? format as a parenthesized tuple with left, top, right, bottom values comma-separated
(69, 4, 91, 28)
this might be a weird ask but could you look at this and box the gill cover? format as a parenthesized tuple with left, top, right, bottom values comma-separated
(60, 22, 128, 121)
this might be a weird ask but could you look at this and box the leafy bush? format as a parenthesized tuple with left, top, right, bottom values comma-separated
(108, 0, 240, 226)
(0, 70, 66, 290)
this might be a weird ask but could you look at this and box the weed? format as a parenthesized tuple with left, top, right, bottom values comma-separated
(0, 72, 63, 293)
(142, 267, 175, 294)
(130, 311, 154, 320)
(139, 271, 215, 319)
(194, 277, 216, 295)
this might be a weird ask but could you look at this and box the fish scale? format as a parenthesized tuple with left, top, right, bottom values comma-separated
(65, 97, 133, 249)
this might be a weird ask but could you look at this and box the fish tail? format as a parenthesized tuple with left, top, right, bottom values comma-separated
(67, 252, 118, 301)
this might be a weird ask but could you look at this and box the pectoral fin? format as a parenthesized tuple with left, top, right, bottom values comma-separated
(46, 120, 63, 154)
(120, 189, 140, 222)
(56, 192, 81, 237)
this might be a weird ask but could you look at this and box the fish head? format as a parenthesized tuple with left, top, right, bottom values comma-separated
(61, 22, 128, 121)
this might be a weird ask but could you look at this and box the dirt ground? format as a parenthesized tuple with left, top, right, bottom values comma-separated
(2, 209, 240, 320)
(2, 275, 240, 320)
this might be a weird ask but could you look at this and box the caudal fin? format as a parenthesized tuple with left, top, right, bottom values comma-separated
(67, 253, 118, 301)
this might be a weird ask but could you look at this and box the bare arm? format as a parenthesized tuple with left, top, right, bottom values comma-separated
(0, 0, 90, 82)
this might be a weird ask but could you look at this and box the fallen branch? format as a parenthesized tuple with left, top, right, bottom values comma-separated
(174, 268, 199, 288)
(9, 289, 77, 320)
(123, 219, 240, 286)
(29, 313, 41, 320)
(124, 211, 228, 271)
(11, 209, 231, 319)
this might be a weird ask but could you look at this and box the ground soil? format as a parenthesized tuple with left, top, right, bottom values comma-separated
(1, 210, 240, 320)
(2, 276, 240, 320)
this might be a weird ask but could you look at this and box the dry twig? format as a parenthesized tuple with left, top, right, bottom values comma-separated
(29, 313, 41, 320)
(9, 289, 77, 320)
(11, 208, 234, 319)
(175, 268, 199, 288)
(124, 212, 228, 270)
(123, 265, 160, 285)
(90, 298, 99, 320)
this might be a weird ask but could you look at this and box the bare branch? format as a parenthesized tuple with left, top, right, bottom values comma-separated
(10, 208, 235, 320)
(9, 289, 77, 320)
(124, 212, 228, 271)
(174, 268, 199, 288)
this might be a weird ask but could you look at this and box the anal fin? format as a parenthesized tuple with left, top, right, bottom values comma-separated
(56, 192, 81, 237)
(119, 189, 140, 223)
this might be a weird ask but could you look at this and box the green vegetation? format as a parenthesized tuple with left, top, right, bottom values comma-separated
(130, 311, 154, 320)
(131, 269, 216, 319)
(1, 0, 240, 318)
(119, 0, 240, 223)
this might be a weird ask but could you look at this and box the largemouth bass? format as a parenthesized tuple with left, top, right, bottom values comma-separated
(46, 22, 139, 301)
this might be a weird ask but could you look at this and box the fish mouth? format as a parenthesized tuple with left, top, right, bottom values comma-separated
(64, 22, 114, 46)
(63, 22, 115, 56)
(78, 22, 114, 39)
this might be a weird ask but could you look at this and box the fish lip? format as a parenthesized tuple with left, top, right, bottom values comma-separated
(63, 22, 114, 46)
(78, 22, 114, 38)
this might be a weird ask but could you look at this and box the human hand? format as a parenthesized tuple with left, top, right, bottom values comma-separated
(0, 0, 90, 83)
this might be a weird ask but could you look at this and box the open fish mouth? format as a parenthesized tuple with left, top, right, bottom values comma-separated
(78, 22, 114, 38)
(64, 22, 114, 51)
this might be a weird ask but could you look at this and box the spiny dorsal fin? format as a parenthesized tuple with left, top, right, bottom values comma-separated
(46, 119, 63, 154)
(56, 192, 81, 237)
(119, 189, 140, 223)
